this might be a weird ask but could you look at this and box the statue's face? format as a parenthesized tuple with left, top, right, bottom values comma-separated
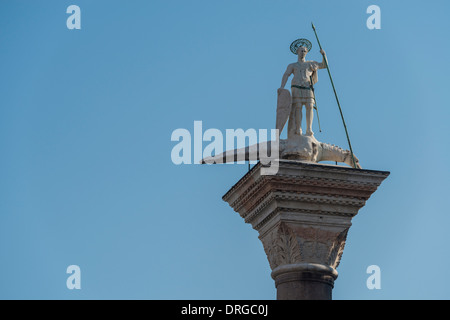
(297, 46, 308, 59)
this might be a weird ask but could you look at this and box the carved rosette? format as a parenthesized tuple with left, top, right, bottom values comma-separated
(261, 223, 349, 271)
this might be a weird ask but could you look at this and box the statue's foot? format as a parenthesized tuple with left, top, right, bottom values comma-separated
(305, 130, 314, 136)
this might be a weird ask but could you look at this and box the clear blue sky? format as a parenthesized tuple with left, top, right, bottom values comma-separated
(0, 0, 449, 300)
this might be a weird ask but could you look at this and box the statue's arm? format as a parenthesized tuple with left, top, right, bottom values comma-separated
(280, 64, 293, 89)
(318, 50, 327, 69)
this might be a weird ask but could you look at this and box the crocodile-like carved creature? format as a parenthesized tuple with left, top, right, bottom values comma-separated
(201, 134, 361, 169)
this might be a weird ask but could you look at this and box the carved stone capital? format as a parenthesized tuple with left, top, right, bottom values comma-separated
(261, 222, 348, 272)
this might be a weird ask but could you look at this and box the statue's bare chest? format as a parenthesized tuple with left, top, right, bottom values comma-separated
(293, 62, 311, 75)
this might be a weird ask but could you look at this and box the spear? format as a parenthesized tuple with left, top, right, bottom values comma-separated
(311, 22, 358, 169)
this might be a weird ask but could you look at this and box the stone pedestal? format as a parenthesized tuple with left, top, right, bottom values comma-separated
(223, 160, 389, 300)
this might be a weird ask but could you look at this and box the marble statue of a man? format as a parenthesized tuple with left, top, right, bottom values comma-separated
(279, 45, 327, 137)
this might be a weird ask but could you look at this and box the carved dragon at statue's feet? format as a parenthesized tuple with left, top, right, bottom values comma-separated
(201, 134, 361, 169)
(318, 141, 361, 169)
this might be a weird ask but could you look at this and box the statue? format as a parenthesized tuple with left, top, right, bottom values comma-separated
(201, 25, 361, 169)
(278, 38, 327, 138)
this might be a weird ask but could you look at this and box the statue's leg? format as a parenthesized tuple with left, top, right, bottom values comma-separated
(305, 101, 314, 136)
(298, 104, 303, 135)
(287, 103, 301, 139)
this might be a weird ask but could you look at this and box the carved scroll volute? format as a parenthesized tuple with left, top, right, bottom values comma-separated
(327, 228, 349, 269)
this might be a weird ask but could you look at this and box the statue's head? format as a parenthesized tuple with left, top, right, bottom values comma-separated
(296, 46, 308, 59)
